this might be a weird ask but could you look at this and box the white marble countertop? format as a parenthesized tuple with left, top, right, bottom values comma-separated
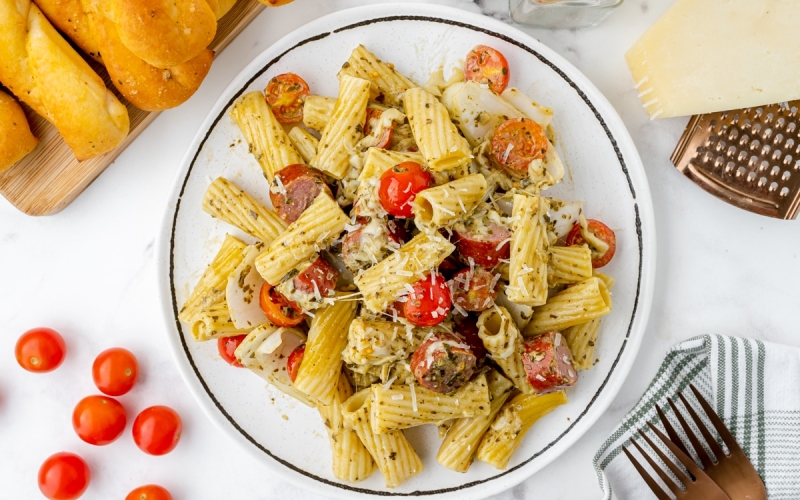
(3, 0, 799, 498)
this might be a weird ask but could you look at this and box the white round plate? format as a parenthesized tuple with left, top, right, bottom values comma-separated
(157, 4, 656, 499)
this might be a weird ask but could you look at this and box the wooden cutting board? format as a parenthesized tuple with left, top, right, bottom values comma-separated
(0, 0, 266, 216)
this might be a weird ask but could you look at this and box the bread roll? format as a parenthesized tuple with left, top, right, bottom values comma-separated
(82, 0, 214, 111)
(0, 0, 129, 160)
(106, 0, 217, 68)
(0, 91, 38, 173)
(33, 0, 102, 62)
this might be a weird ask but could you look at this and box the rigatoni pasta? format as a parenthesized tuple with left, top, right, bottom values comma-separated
(403, 87, 472, 172)
(202, 177, 287, 244)
(338, 45, 417, 106)
(287, 126, 319, 164)
(547, 244, 593, 286)
(507, 194, 549, 306)
(412, 173, 487, 228)
(477, 306, 533, 394)
(523, 276, 612, 335)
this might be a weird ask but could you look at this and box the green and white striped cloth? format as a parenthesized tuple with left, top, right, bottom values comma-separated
(594, 334, 800, 499)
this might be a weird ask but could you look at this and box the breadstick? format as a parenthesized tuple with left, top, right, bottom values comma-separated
(0, 90, 38, 173)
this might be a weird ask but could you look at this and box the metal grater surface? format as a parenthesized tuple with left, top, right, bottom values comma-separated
(671, 100, 800, 219)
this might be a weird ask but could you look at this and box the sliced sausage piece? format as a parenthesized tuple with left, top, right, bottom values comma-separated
(410, 332, 476, 394)
(270, 164, 333, 224)
(293, 255, 339, 298)
(452, 268, 500, 312)
(454, 316, 487, 365)
(522, 331, 578, 394)
(454, 222, 511, 268)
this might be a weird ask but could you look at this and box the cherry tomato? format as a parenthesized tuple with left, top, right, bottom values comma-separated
(455, 315, 487, 364)
(378, 161, 432, 218)
(72, 395, 127, 446)
(38, 452, 90, 500)
(92, 348, 138, 396)
(259, 282, 305, 327)
(132, 406, 182, 456)
(404, 273, 452, 327)
(464, 45, 510, 94)
(491, 118, 549, 176)
(15, 327, 66, 373)
(364, 107, 394, 149)
(217, 335, 246, 367)
(565, 219, 617, 268)
(265, 73, 309, 123)
(287, 344, 305, 382)
(125, 485, 173, 500)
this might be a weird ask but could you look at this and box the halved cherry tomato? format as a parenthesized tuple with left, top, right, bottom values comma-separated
(92, 348, 138, 396)
(378, 161, 432, 218)
(464, 45, 510, 94)
(565, 219, 617, 268)
(265, 73, 310, 123)
(38, 452, 90, 500)
(287, 344, 305, 382)
(404, 273, 452, 327)
(217, 335, 246, 367)
(259, 282, 304, 327)
(125, 485, 172, 500)
(72, 395, 127, 446)
(364, 107, 394, 149)
(15, 327, 66, 373)
(132, 406, 182, 456)
(491, 118, 549, 176)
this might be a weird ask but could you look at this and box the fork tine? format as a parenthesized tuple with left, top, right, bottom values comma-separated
(666, 397, 715, 469)
(677, 391, 726, 459)
(644, 422, 712, 482)
(689, 383, 742, 456)
(629, 435, 684, 496)
(622, 446, 673, 500)
(656, 403, 691, 457)
(638, 428, 692, 486)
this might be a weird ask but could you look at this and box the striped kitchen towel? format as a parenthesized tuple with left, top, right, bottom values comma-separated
(594, 335, 800, 499)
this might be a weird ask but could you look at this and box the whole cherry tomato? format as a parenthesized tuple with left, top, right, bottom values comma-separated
(491, 118, 549, 176)
(565, 219, 617, 268)
(265, 73, 310, 123)
(15, 327, 66, 373)
(125, 484, 173, 500)
(72, 395, 127, 446)
(38, 452, 90, 500)
(404, 273, 452, 327)
(218, 335, 246, 367)
(287, 344, 305, 382)
(464, 45, 510, 94)
(132, 406, 182, 456)
(92, 347, 138, 396)
(377, 161, 432, 218)
(259, 283, 305, 327)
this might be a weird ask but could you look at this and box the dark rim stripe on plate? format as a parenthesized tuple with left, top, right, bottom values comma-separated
(169, 14, 644, 496)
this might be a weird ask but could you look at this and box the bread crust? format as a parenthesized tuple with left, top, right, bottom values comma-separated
(0, 91, 38, 172)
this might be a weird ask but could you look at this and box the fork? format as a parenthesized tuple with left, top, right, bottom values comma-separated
(654, 384, 767, 500)
(622, 422, 729, 499)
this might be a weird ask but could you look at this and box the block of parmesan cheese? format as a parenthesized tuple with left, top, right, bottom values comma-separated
(626, 0, 800, 119)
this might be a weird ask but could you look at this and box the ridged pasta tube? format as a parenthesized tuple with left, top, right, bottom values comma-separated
(310, 75, 371, 180)
(370, 373, 491, 434)
(342, 319, 428, 374)
(287, 126, 319, 164)
(354, 231, 455, 313)
(317, 373, 377, 482)
(524, 276, 612, 336)
(255, 193, 349, 285)
(437, 370, 514, 472)
(293, 296, 359, 405)
(202, 177, 287, 244)
(562, 319, 601, 371)
(338, 45, 417, 106)
(189, 301, 249, 341)
(412, 173, 487, 229)
(178, 234, 247, 324)
(403, 87, 472, 172)
(342, 389, 423, 488)
(547, 245, 593, 287)
(507, 194, 550, 306)
(477, 306, 533, 394)
(475, 390, 568, 469)
(230, 91, 304, 182)
(303, 95, 335, 131)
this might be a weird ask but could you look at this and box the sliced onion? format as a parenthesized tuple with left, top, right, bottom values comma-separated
(226, 245, 269, 330)
(501, 88, 554, 128)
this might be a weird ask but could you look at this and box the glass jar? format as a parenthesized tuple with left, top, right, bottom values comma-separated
(509, 0, 624, 29)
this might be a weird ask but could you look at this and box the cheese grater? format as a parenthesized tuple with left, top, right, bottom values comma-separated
(671, 101, 800, 219)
